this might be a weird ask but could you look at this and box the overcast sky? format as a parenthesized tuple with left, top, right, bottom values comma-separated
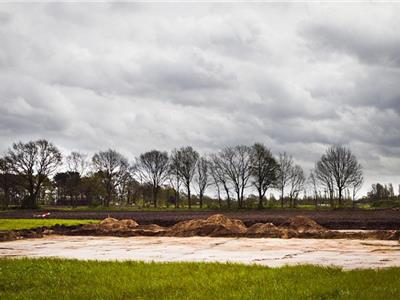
(0, 3, 399, 196)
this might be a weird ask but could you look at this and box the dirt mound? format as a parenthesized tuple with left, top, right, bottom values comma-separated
(246, 223, 280, 238)
(167, 214, 247, 237)
(0, 230, 19, 242)
(78, 219, 164, 237)
(100, 217, 119, 225)
(130, 224, 167, 236)
(245, 223, 298, 238)
(119, 219, 139, 228)
(281, 216, 326, 233)
(99, 218, 138, 230)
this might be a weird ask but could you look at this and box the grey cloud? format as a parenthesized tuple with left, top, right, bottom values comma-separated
(0, 3, 399, 196)
(302, 20, 400, 67)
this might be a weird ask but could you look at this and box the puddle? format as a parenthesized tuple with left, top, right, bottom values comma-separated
(1, 235, 399, 270)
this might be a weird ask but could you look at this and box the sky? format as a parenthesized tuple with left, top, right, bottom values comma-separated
(0, 3, 399, 196)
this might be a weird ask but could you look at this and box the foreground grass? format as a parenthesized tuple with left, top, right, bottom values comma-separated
(0, 259, 399, 299)
(0, 219, 99, 231)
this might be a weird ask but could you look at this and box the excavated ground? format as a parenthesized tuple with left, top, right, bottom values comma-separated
(1, 214, 399, 242)
(1, 236, 400, 269)
(2, 209, 400, 229)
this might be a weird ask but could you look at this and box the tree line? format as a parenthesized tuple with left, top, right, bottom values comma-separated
(0, 139, 366, 209)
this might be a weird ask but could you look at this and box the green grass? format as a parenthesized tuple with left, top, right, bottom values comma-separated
(0, 219, 99, 231)
(0, 259, 399, 299)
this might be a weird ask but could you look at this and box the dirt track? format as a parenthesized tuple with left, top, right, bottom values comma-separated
(1, 209, 399, 230)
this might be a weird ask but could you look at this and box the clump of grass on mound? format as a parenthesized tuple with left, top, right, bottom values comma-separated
(0, 258, 399, 299)
(0, 219, 99, 231)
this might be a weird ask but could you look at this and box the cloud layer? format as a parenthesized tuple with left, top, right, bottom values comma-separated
(0, 3, 399, 195)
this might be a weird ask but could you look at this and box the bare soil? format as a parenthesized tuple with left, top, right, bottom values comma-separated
(1, 209, 400, 229)
(2, 235, 400, 269)
(1, 214, 399, 242)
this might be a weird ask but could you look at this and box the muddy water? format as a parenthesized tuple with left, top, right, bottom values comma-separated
(1, 236, 399, 269)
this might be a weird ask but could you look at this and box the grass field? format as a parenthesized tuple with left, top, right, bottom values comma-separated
(0, 258, 399, 299)
(1, 203, 343, 212)
(0, 219, 99, 231)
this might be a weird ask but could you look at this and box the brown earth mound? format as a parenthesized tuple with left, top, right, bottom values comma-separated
(78, 218, 165, 237)
(166, 214, 247, 237)
(98, 218, 139, 230)
(1, 214, 399, 242)
(281, 216, 326, 232)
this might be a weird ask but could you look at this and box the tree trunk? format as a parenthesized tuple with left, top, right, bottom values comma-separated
(223, 184, 230, 209)
(152, 186, 158, 208)
(258, 189, 264, 209)
(280, 187, 284, 208)
(236, 192, 241, 209)
(216, 185, 221, 209)
(187, 184, 191, 209)
(174, 190, 178, 208)
(199, 192, 203, 208)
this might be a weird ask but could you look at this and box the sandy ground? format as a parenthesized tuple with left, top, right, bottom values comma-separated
(1, 235, 399, 269)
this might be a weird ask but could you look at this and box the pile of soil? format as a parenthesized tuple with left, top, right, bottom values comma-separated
(246, 223, 296, 238)
(166, 214, 247, 237)
(281, 216, 327, 233)
(76, 218, 166, 237)
(97, 218, 139, 230)
(1, 214, 399, 242)
(2, 209, 400, 230)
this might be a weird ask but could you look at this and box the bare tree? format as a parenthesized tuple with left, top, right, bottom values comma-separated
(168, 150, 182, 208)
(314, 161, 335, 207)
(210, 153, 231, 208)
(209, 165, 222, 208)
(351, 169, 364, 207)
(172, 146, 199, 209)
(195, 156, 210, 208)
(315, 145, 363, 207)
(276, 152, 293, 208)
(288, 165, 306, 208)
(218, 145, 251, 208)
(66, 151, 89, 176)
(249, 143, 278, 208)
(135, 150, 169, 208)
(6, 139, 62, 208)
(92, 149, 129, 207)
(308, 171, 319, 208)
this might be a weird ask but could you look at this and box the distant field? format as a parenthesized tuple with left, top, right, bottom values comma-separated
(0, 205, 332, 213)
(0, 209, 399, 230)
(0, 258, 399, 299)
(0, 219, 98, 231)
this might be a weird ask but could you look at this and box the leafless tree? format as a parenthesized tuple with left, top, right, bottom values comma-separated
(249, 143, 278, 208)
(351, 169, 364, 207)
(210, 154, 231, 208)
(92, 149, 129, 207)
(218, 145, 251, 208)
(195, 156, 210, 208)
(288, 164, 306, 208)
(276, 152, 293, 208)
(135, 150, 169, 208)
(168, 150, 182, 208)
(66, 151, 89, 176)
(314, 161, 335, 207)
(172, 146, 199, 208)
(308, 171, 319, 208)
(6, 139, 62, 208)
(315, 145, 363, 207)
